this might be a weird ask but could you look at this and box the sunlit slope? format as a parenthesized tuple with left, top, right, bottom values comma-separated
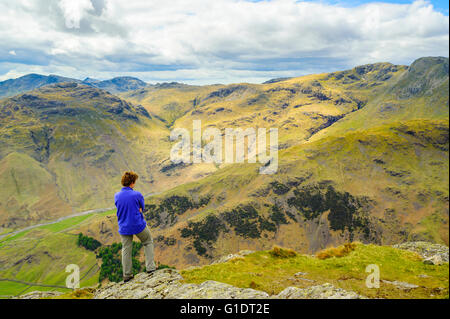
(83, 76, 148, 94)
(123, 58, 447, 149)
(0, 83, 175, 229)
(0, 152, 71, 228)
(122, 62, 409, 148)
(310, 57, 449, 142)
(119, 83, 223, 126)
(119, 59, 441, 185)
(0, 74, 80, 99)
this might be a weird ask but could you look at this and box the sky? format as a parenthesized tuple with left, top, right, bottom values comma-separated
(0, 0, 448, 84)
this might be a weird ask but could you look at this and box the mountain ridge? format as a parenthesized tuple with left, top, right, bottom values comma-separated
(2, 57, 444, 99)
(0, 73, 208, 99)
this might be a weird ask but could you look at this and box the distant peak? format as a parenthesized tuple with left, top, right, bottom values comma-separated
(111, 76, 142, 80)
(82, 77, 101, 84)
(409, 56, 449, 75)
(262, 77, 293, 84)
(20, 73, 46, 79)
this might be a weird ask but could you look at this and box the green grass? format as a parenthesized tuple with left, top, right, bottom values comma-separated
(39, 214, 94, 233)
(0, 281, 31, 297)
(49, 288, 95, 299)
(98, 209, 116, 216)
(181, 243, 449, 299)
(0, 208, 115, 296)
(0, 228, 12, 235)
(0, 281, 73, 298)
(19, 285, 72, 296)
(0, 209, 116, 247)
(416, 212, 448, 243)
(0, 230, 32, 246)
(0, 231, 99, 296)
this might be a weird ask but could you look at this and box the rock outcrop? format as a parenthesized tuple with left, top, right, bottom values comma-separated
(94, 269, 270, 299)
(393, 242, 449, 265)
(210, 250, 255, 265)
(92, 268, 365, 299)
(381, 280, 419, 290)
(16, 291, 64, 299)
(275, 284, 365, 299)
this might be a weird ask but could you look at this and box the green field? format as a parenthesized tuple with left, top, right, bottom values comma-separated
(39, 214, 94, 233)
(0, 210, 109, 297)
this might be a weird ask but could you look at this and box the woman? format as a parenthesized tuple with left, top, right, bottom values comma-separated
(114, 171, 156, 282)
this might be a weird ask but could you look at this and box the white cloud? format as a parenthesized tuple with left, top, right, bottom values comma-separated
(0, 0, 448, 84)
(58, 0, 94, 28)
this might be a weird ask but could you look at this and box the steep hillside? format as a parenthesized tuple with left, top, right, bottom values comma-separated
(83, 77, 148, 94)
(123, 58, 447, 150)
(310, 57, 449, 142)
(173, 63, 408, 149)
(123, 62, 410, 150)
(0, 83, 215, 229)
(119, 83, 222, 126)
(0, 152, 72, 227)
(0, 74, 80, 98)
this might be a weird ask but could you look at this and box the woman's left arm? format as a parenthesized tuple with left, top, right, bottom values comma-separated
(138, 193, 145, 213)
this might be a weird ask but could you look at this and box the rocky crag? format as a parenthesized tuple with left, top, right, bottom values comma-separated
(93, 269, 365, 299)
(393, 241, 449, 265)
(18, 268, 364, 299)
